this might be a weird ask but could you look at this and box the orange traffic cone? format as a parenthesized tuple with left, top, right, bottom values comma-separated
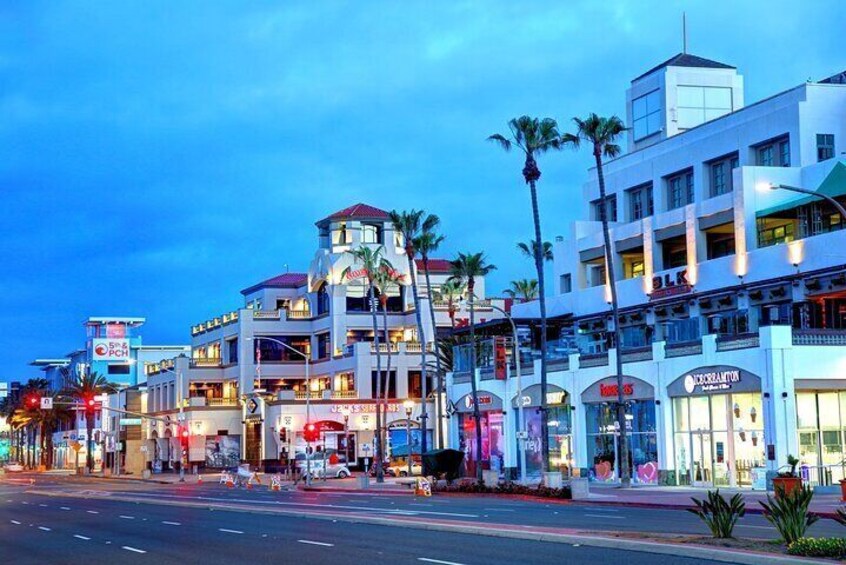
(197, 475, 203, 485)
(246, 481, 252, 490)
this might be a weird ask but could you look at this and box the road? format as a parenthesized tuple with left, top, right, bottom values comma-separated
(1, 474, 840, 564)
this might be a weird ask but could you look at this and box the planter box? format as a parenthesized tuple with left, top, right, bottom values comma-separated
(772, 476, 802, 498)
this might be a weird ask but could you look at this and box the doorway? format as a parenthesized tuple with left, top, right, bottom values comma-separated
(245, 421, 261, 470)
(691, 431, 713, 486)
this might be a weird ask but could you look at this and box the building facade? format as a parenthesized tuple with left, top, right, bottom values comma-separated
(143, 203, 503, 474)
(450, 55, 846, 489)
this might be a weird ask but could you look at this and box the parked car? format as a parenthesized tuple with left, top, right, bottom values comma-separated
(3, 462, 24, 473)
(387, 461, 422, 477)
(295, 449, 351, 479)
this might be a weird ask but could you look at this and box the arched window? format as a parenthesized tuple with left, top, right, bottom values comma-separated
(316, 283, 330, 315)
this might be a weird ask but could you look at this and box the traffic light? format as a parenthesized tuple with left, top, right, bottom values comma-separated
(303, 423, 318, 443)
(25, 394, 40, 409)
(180, 426, 190, 446)
(279, 427, 288, 443)
(83, 395, 98, 412)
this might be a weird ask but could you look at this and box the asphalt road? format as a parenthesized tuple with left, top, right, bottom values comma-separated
(1, 484, 723, 565)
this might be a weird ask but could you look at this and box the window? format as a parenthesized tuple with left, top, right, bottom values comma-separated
(628, 260, 645, 278)
(588, 264, 606, 287)
(316, 283, 330, 315)
(227, 338, 238, 364)
(362, 223, 382, 244)
(817, 134, 835, 162)
(666, 170, 694, 210)
(754, 135, 790, 167)
(677, 86, 733, 130)
(632, 90, 662, 140)
(708, 153, 739, 197)
(559, 274, 572, 294)
(107, 364, 131, 375)
(627, 183, 654, 221)
(316, 333, 330, 359)
(591, 195, 617, 222)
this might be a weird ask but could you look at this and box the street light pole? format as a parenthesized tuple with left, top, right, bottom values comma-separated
(482, 301, 527, 484)
(340, 407, 350, 467)
(248, 336, 312, 485)
(159, 366, 186, 482)
(766, 183, 846, 219)
(403, 399, 414, 477)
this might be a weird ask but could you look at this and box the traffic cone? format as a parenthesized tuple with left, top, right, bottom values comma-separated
(246, 481, 252, 490)
(197, 475, 203, 485)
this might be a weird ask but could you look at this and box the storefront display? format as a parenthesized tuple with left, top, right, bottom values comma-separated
(582, 376, 657, 484)
(455, 391, 504, 478)
(512, 385, 571, 479)
(795, 388, 846, 486)
(669, 366, 764, 487)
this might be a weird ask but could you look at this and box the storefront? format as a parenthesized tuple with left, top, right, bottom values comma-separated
(669, 366, 765, 488)
(455, 391, 504, 478)
(582, 376, 658, 484)
(511, 384, 571, 480)
(794, 383, 846, 486)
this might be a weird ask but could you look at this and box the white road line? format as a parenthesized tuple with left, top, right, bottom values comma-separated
(74, 534, 91, 540)
(736, 524, 773, 530)
(483, 508, 515, 512)
(122, 546, 147, 554)
(119, 515, 135, 520)
(584, 513, 625, 519)
(10, 520, 21, 525)
(39, 504, 48, 507)
(21, 501, 29, 505)
(297, 539, 334, 547)
(38, 526, 51, 531)
(60, 506, 71, 510)
(86, 510, 99, 514)
(218, 528, 243, 534)
(418, 558, 466, 565)
(162, 521, 181, 526)
(582, 507, 619, 512)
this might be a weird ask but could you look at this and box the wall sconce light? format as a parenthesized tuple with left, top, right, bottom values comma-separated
(781, 392, 788, 399)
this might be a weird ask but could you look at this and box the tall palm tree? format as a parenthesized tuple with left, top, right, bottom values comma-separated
(373, 264, 405, 457)
(489, 116, 563, 474)
(435, 280, 465, 329)
(62, 368, 114, 472)
(414, 227, 447, 449)
(21, 378, 49, 468)
(39, 392, 72, 469)
(517, 240, 553, 263)
(448, 252, 496, 483)
(504, 279, 539, 302)
(342, 245, 393, 482)
(389, 209, 439, 462)
(562, 113, 630, 486)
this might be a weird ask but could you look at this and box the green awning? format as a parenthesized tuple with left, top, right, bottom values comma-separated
(757, 161, 846, 218)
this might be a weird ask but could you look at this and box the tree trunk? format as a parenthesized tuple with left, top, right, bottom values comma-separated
(467, 278, 484, 483)
(45, 424, 54, 470)
(422, 255, 445, 449)
(369, 283, 384, 482)
(594, 147, 630, 487)
(381, 299, 391, 471)
(405, 248, 429, 463)
(86, 411, 95, 472)
(528, 173, 550, 474)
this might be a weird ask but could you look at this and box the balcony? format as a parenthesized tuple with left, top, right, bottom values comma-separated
(286, 310, 313, 320)
(620, 345, 653, 363)
(579, 352, 609, 368)
(294, 391, 325, 400)
(792, 329, 846, 346)
(715, 333, 760, 352)
(665, 340, 703, 358)
(253, 309, 282, 320)
(190, 357, 222, 368)
(331, 390, 358, 400)
(206, 397, 239, 407)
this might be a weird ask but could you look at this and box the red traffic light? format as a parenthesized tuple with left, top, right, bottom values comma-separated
(26, 394, 40, 408)
(181, 428, 189, 438)
(303, 423, 319, 443)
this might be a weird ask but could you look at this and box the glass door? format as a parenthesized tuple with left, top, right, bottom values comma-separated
(691, 431, 713, 487)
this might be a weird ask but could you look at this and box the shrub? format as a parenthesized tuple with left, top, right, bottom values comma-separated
(687, 489, 745, 538)
(834, 506, 846, 528)
(432, 480, 571, 499)
(759, 484, 819, 545)
(787, 537, 846, 558)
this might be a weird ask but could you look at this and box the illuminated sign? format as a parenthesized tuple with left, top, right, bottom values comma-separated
(92, 338, 130, 361)
(599, 383, 634, 398)
(683, 369, 741, 394)
(330, 404, 399, 414)
(344, 267, 405, 282)
(494, 337, 507, 380)
(650, 268, 691, 300)
(464, 394, 492, 409)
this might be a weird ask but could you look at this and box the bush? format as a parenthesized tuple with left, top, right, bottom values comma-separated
(787, 537, 846, 558)
(759, 484, 819, 545)
(834, 506, 846, 528)
(432, 480, 571, 499)
(687, 489, 745, 538)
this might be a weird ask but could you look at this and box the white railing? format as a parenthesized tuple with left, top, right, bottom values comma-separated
(286, 310, 312, 320)
(207, 397, 239, 407)
(792, 329, 846, 346)
(294, 391, 323, 400)
(405, 342, 422, 353)
(331, 390, 358, 400)
(253, 310, 281, 320)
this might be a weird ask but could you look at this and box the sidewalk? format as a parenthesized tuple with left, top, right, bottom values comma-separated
(578, 484, 845, 518)
(298, 475, 414, 493)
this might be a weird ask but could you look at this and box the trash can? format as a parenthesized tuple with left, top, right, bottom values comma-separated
(357, 474, 370, 490)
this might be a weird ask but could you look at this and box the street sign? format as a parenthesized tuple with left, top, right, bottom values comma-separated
(40, 397, 53, 410)
(119, 418, 142, 426)
(515, 431, 529, 440)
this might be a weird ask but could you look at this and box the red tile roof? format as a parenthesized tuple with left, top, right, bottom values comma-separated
(241, 272, 308, 295)
(415, 258, 452, 273)
(320, 203, 390, 223)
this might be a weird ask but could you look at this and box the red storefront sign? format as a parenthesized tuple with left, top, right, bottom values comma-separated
(600, 383, 634, 398)
(494, 337, 507, 380)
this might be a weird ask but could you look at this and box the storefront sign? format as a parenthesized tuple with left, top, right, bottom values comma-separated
(650, 268, 691, 300)
(92, 338, 130, 361)
(511, 384, 568, 408)
(581, 376, 654, 404)
(330, 404, 399, 414)
(455, 391, 503, 414)
(344, 267, 404, 282)
(667, 365, 761, 397)
(465, 394, 492, 409)
(106, 324, 126, 338)
(494, 337, 507, 380)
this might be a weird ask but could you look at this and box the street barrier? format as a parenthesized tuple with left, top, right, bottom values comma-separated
(415, 477, 432, 497)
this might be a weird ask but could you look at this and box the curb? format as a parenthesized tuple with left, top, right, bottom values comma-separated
(300, 486, 410, 495)
(78, 474, 177, 486)
(570, 499, 841, 521)
(25, 488, 826, 565)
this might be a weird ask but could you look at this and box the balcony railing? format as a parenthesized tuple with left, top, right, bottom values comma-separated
(294, 391, 324, 400)
(792, 329, 846, 346)
(579, 352, 608, 368)
(621, 345, 653, 363)
(665, 340, 703, 358)
(253, 309, 281, 320)
(715, 333, 760, 352)
(331, 390, 357, 400)
(190, 357, 222, 368)
(286, 310, 312, 320)
(405, 342, 422, 353)
(206, 397, 239, 407)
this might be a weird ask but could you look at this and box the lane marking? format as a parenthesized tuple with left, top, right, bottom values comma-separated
(86, 510, 99, 514)
(736, 524, 774, 530)
(162, 521, 181, 526)
(10, 520, 21, 525)
(583, 514, 625, 519)
(582, 507, 619, 512)
(119, 515, 135, 520)
(483, 508, 515, 512)
(60, 506, 71, 510)
(122, 546, 147, 554)
(297, 539, 334, 547)
(418, 559, 466, 565)
(38, 526, 51, 531)
(74, 534, 91, 540)
(219, 528, 243, 534)
(39, 504, 48, 507)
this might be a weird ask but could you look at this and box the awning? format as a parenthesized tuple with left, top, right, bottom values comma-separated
(757, 161, 846, 218)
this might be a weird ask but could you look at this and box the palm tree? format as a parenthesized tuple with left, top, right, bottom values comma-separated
(504, 279, 539, 302)
(448, 252, 496, 483)
(435, 280, 465, 329)
(62, 368, 115, 472)
(342, 245, 393, 482)
(517, 240, 553, 263)
(414, 226, 447, 449)
(389, 209, 439, 462)
(21, 378, 49, 468)
(373, 264, 405, 440)
(39, 392, 72, 469)
(489, 116, 564, 474)
(563, 113, 630, 486)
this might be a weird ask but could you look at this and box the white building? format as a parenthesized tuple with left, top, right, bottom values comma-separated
(144, 203, 504, 474)
(450, 54, 846, 490)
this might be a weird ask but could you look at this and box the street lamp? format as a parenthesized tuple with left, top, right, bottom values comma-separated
(247, 336, 312, 485)
(158, 365, 187, 483)
(760, 182, 846, 219)
(340, 407, 351, 467)
(403, 399, 414, 477)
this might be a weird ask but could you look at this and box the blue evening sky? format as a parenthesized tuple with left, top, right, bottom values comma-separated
(2, 1, 845, 381)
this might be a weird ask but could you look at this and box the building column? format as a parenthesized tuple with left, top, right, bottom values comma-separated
(760, 326, 799, 474)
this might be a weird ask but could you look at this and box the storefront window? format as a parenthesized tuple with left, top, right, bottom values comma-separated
(795, 391, 846, 485)
(459, 412, 504, 478)
(519, 405, 571, 480)
(585, 401, 657, 484)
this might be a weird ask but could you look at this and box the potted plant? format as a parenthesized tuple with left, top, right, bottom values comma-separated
(772, 455, 802, 498)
